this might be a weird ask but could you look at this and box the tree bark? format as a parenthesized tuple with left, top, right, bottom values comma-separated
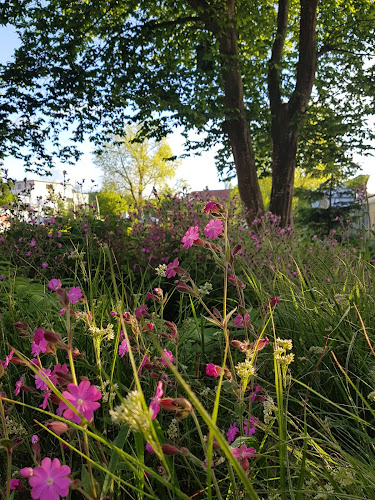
(268, 0, 319, 226)
(188, 0, 264, 224)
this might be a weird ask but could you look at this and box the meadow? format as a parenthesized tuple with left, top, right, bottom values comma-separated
(0, 191, 375, 499)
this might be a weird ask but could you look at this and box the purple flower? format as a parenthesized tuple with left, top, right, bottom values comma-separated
(226, 422, 239, 443)
(244, 417, 258, 436)
(14, 376, 24, 396)
(206, 363, 219, 377)
(161, 349, 174, 367)
(35, 369, 52, 391)
(135, 304, 147, 320)
(28, 457, 71, 500)
(48, 279, 62, 291)
(165, 258, 180, 278)
(204, 219, 224, 239)
(67, 287, 82, 305)
(181, 226, 199, 249)
(119, 339, 129, 358)
(31, 329, 48, 356)
(232, 444, 257, 460)
(149, 381, 164, 420)
(61, 381, 102, 424)
(41, 262, 48, 269)
(233, 313, 251, 327)
(9, 479, 20, 491)
(1, 349, 15, 369)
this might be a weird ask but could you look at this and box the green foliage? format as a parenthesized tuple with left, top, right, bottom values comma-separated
(0, 0, 374, 183)
(92, 183, 130, 216)
(93, 127, 179, 210)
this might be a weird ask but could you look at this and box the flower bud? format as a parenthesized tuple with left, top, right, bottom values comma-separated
(46, 421, 69, 435)
(56, 288, 70, 308)
(159, 397, 193, 419)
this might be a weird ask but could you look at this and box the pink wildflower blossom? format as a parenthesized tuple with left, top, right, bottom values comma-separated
(9, 479, 20, 490)
(67, 287, 82, 305)
(226, 422, 239, 443)
(14, 376, 24, 396)
(1, 349, 15, 368)
(41, 262, 48, 269)
(204, 219, 224, 239)
(232, 444, 257, 472)
(149, 381, 164, 420)
(181, 226, 199, 249)
(31, 329, 48, 356)
(206, 364, 219, 377)
(29, 238, 36, 247)
(61, 381, 102, 424)
(40, 390, 51, 410)
(165, 258, 180, 278)
(244, 417, 258, 436)
(48, 279, 62, 291)
(233, 313, 251, 327)
(35, 369, 52, 391)
(135, 304, 147, 320)
(119, 339, 129, 358)
(161, 349, 174, 367)
(28, 457, 71, 500)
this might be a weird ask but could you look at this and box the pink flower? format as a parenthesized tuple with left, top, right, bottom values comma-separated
(67, 287, 82, 305)
(269, 297, 280, 309)
(40, 390, 51, 410)
(135, 304, 147, 320)
(206, 363, 219, 377)
(41, 262, 48, 269)
(29, 238, 36, 247)
(161, 349, 174, 367)
(9, 478, 20, 490)
(204, 202, 222, 215)
(233, 313, 251, 327)
(138, 354, 149, 375)
(31, 329, 48, 356)
(226, 422, 239, 442)
(232, 444, 257, 460)
(204, 219, 224, 239)
(61, 381, 102, 424)
(35, 369, 52, 391)
(1, 349, 15, 368)
(149, 381, 164, 420)
(165, 258, 180, 278)
(244, 417, 258, 436)
(14, 376, 24, 396)
(181, 226, 199, 249)
(119, 339, 129, 358)
(146, 442, 155, 454)
(28, 457, 71, 500)
(48, 279, 62, 291)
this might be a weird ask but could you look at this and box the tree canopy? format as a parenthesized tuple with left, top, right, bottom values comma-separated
(1, 0, 374, 224)
(93, 126, 178, 209)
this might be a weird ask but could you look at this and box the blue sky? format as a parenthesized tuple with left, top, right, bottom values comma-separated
(0, 23, 373, 193)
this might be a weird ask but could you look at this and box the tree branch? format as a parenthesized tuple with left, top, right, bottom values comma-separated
(267, 0, 289, 115)
(289, 0, 319, 118)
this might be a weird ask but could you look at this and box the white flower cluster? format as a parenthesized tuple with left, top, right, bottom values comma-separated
(167, 419, 178, 440)
(274, 338, 294, 365)
(155, 264, 167, 277)
(97, 380, 118, 404)
(89, 323, 114, 340)
(235, 359, 255, 379)
(263, 397, 276, 424)
(109, 390, 151, 436)
(197, 282, 213, 296)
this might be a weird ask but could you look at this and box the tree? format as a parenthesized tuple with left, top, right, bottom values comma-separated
(93, 127, 178, 211)
(1, 1, 374, 225)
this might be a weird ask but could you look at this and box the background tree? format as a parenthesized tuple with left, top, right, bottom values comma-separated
(93, 127, 178, 211)
(1, 1, 374, 225)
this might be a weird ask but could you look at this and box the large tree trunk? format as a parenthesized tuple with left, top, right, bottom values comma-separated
(189, 0, 264, 224)
(268, 0, 318, 226)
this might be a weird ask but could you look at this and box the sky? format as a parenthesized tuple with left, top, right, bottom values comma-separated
(1, 24, 374, 193)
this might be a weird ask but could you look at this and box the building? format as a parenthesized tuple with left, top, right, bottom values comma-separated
(11, 179, 89, 217)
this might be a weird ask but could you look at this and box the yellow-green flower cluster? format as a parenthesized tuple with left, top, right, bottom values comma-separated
(109, 390, 151, 436)
(274, 338, 294, 365)
(235, 359, 255, 379)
